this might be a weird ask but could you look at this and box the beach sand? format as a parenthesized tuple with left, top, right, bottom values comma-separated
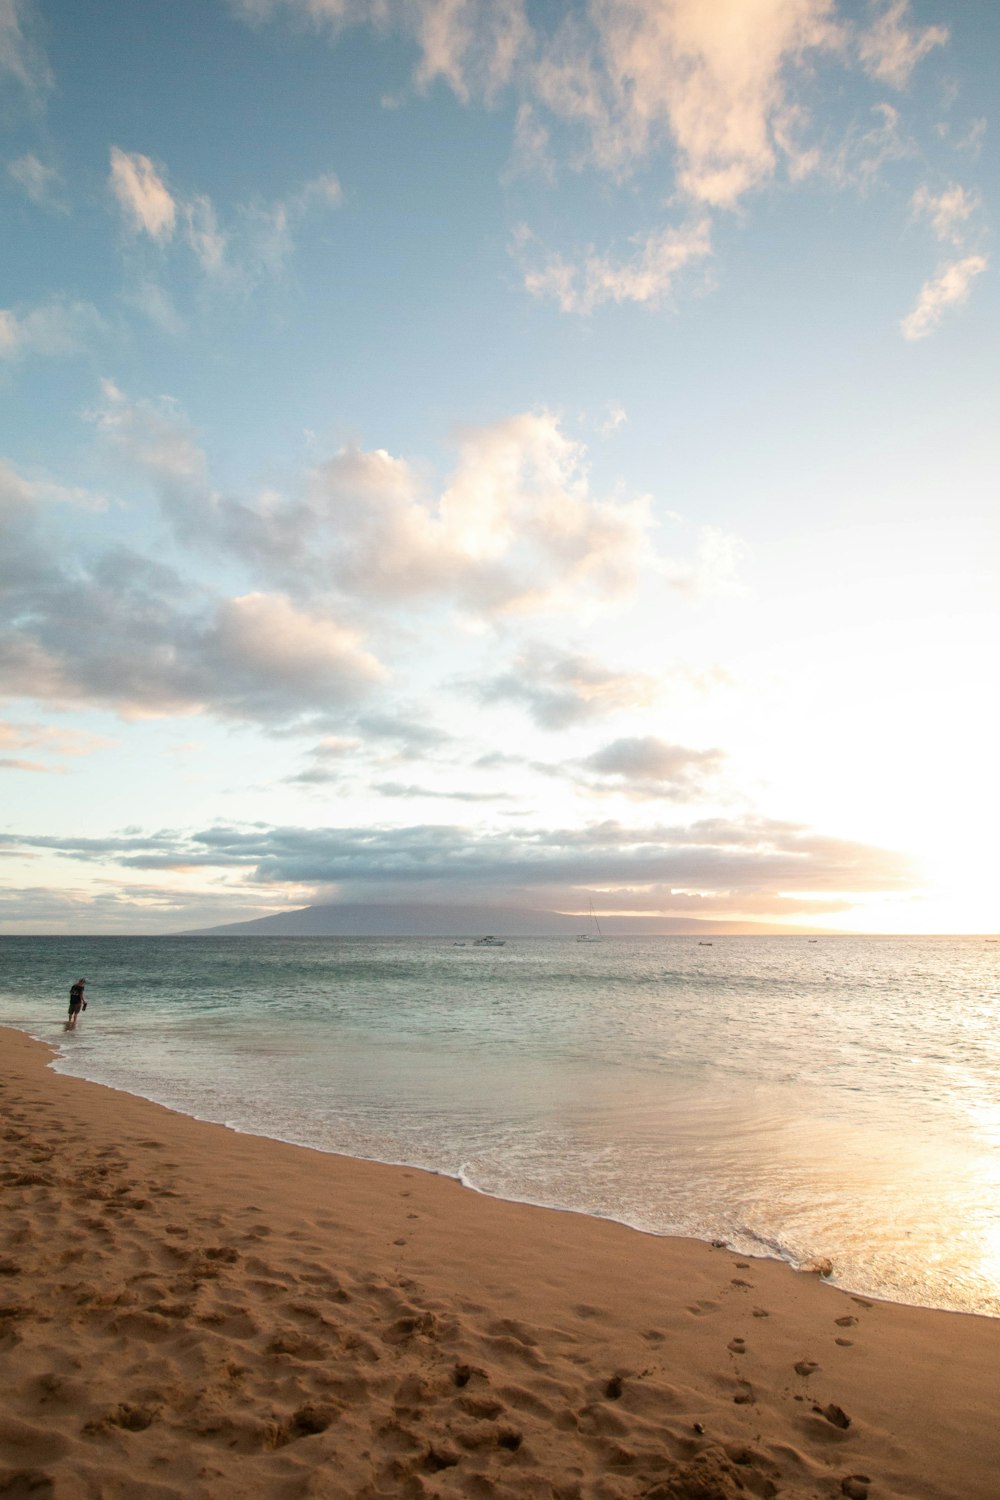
(1, 1027, 996, 1499)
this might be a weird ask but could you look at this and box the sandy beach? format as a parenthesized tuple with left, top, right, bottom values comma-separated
(1, 1027, 996, 1500)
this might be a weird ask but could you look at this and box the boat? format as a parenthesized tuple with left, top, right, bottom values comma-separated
(576, 900, 603, 943)
(473, 936, 506, 947)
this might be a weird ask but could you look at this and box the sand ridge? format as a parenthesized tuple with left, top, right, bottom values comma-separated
(1, 1027, 996, 1499)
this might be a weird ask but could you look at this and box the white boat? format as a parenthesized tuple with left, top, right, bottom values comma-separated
(576, 900, 602, 942)
(473, 935, 506, 947)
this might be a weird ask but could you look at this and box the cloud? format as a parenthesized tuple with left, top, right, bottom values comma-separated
(373, 781, 512, 802)
(413, 0, 529, 103)
(107, 148, 342, 284)
(108, 147, 177, 240)
(540, 0, 843, 205)
(856, 0, 948, 89)
(0, 0, 52, 98)
(93, 385, 670, 621)
(476, 644, 658, 729)
(911, 182, 981, 245)
(0, 456, 385, 725)
(0, 297, 105, 362)
(182, 193, 228, 273)
(827, 101, 911, 190)
(599, 402, 628, 436)
(231, 0, 963, 334)
(900, 254, 987, 340)
(233, 0, 530, 106)
(7, 151, 63, 208)
(581, 735, 724, 800)
(0, 813, 920, 918)
(0, 878, 293, 935)
(0, 718, 115, 764)
(519, 218, 713, 313)
(203, 592, 386, 718)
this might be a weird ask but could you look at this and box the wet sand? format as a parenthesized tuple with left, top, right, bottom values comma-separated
(1, 1025, 996, 1498)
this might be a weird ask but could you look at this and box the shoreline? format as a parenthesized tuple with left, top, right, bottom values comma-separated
(29, 1021, 996, 1323)
(2, 1027, 999, 1498)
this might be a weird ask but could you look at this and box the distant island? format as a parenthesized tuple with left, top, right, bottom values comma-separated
(180, 902, 822, 938)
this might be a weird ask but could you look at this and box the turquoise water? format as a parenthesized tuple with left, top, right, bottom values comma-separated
(2, 934, 999, 1316)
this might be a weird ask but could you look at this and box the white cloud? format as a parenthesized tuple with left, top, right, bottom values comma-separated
(7, 151, 63, 208)
(108, 147, 177, 240)
(828, 102, 910, 190)
(0, 719, 115, 765)
(534, 0, 844, 205)
(520, 218, 713, 314)
(661, 524, 746, 600)
(413, 0, 529, 103)
(293, 171, 344, 211)
(89, 384, 742, 626)
(857, 0, 948, 89)
(0, 0, 52, 96)
(504, 102, 555, 182)
(203, 593, 387, 714)
(90, 379, 208, 489)
(911, 183, 980, 245)
(0, 297, 104, 361)
(901, 255, 987, 340)
(476, 643, 659, 729)
(107, 148, 342, 285)
(182, 193, 228, 273)
(582, 734, 725, 800)
(599, 402, 628, 436)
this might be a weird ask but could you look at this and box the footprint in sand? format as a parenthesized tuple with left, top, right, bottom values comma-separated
(794, 1360, 820, 1376)
(834, 1315, 857, 1327)
(727, 1338, 746, 1354)
(752, 1307, 770, 1318)
(814, 1402, 852, 1430)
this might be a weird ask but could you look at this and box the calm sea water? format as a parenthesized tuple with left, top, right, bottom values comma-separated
(2, 934, 998, 1316)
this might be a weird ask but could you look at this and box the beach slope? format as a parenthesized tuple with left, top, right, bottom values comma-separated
(1, 1027, 995, 1499)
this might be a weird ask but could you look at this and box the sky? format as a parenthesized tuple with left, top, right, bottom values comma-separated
(1, 0, 997, 935)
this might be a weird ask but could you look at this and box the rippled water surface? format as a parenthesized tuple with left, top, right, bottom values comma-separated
(2, 934, 998, 1315)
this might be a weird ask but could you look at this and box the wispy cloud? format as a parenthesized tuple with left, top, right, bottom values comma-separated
(911, 182, 981, 245)
(0, 297, 105, 362)
(0, 718, 115, 773)
(856, 0, 948, 88)
(230, 0, 970, 333)
(475, 643, 658, 729)
(900, 254, 987, 341)
(109, 147, 177, 240)
(7, 150, 64, 208)
(0, 0, 53, 98)
(107, 147, 342, 286)
(518, 218, 713, 314)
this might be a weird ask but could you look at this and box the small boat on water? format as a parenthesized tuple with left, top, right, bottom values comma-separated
(473, 935, 506, 947)
(576, 899, 603, 943)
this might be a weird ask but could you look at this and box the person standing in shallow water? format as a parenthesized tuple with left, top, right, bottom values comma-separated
(66, 978, 86, 1030)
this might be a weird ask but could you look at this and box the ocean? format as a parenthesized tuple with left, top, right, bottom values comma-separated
(2, 933, 998, 1317)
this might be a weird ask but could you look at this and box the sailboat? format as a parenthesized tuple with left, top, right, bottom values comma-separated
(576, 899, 603, 943)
